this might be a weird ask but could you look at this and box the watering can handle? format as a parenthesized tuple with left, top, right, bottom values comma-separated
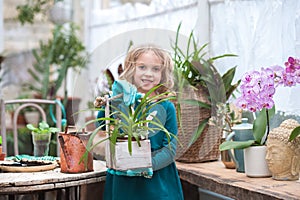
(58, 135, 71, 169)
(226, 132, 239, 168)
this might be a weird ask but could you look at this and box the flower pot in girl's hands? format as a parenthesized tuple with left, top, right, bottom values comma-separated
(106, 138, 152, 171)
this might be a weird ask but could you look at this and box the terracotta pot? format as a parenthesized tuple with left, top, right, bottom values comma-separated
(0, 146, 5, 161)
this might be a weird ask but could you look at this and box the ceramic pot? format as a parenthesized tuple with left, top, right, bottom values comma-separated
(226, 118, 253, 172)
(32, 132, 51, 157)
(244, 145, 271, 177)
(24, 111, 40, 126)
(220, 138, 235, 169)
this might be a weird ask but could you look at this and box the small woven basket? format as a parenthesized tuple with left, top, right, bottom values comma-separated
(175, 85, 222, 163)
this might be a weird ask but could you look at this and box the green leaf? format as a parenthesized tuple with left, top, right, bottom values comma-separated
(289, 126, 300, 141)
(39, 121, 49, 130)
(188, 118, 209, 146)
(26, 124, 38, 132)
(222, 66, 237, 92)
(253, 109, 267, 143)
(49, 127, 60, 133)
(219, 140, 255, 151)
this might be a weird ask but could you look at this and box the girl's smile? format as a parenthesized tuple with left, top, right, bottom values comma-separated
(133, 51, 162, 94)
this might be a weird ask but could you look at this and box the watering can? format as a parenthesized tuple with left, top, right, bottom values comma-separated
(58, 126, 93, 173)
(226, 118, 253, 173)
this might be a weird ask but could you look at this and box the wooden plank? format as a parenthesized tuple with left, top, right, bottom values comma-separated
(0, 160, 107, 194)
(176, 161, 300, 200)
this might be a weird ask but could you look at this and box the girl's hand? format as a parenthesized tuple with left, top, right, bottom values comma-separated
(112, 80, 142, 106)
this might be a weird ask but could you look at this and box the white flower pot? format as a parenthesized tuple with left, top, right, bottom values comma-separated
(244, 145, 271, 177)
(106, 139, 152, 171)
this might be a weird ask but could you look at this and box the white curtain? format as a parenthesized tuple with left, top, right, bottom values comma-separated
(84, 0, 300, 117)
(210, 0, 300, 115)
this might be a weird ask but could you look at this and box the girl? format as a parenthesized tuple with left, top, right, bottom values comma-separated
(101, 44, 184, 200)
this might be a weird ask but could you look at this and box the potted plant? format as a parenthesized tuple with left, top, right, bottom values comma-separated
(172, 23, 240, 163)
(220, 56, 300, 177)
(83, 84, 178, 175)
(27, 121, 59, 157)
(23, 23, 89, 124)
(16, 0, 65, 25)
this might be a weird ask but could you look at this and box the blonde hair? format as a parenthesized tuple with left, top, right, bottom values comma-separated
(119, 44, 174, 93)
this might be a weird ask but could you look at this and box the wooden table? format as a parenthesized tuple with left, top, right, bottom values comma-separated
(176, 161, 300, 200)
(0, 160, 107, 200)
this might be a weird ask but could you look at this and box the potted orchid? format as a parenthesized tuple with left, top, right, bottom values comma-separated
(220, 56, 300, 177)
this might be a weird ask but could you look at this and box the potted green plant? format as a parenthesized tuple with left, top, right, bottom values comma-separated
(220, 56, 300, 177)
(172, 23, 240, 163)
(23, 23, 89, 124)
(83, 84, 178, 173)
(16, 1, 89, 126)
(27, 121, 59, 157)
(17, 0, 66, 25)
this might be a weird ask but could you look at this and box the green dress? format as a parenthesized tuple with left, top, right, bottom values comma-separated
(100, 100, 184, 200)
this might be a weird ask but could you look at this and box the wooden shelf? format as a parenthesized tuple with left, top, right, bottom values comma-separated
(176, 160, 300, 200)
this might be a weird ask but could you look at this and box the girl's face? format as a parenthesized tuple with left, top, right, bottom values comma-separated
(133, 51, 162, 94)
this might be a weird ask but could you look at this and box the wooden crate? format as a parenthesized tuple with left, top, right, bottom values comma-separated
(105, 139, 152, 171)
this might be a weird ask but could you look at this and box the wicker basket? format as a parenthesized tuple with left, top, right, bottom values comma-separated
(175, 85, 222, 163)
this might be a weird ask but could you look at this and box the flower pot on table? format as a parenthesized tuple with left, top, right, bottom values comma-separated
(31, 132, 51, 157)
(244, 145, 271, 178)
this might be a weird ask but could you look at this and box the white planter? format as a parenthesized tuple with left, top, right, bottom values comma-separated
(48, 2, 72, 25)
(106, 139, 152, 171)
(24, 111, 40, 126)
(244, 146, 271, 177)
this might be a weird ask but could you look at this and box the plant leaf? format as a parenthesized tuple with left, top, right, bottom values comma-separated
(289, 126, 300, 141)
(188, 118, 209, 146)
(219, 140, 255, 151)
(253, 109, 267, 143)
(181, 99, 211, 109)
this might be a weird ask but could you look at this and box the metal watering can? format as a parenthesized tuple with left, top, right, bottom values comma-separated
(58, 126, 93, 173)
(226, 118, 253, 173)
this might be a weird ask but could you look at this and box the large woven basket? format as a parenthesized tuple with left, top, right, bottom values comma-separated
(175, 85, 222, 163)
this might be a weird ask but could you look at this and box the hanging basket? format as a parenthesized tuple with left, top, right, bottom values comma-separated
(175, 85, 222, 163)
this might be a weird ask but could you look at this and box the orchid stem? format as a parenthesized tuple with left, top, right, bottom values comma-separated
(263, 109, 270, 145)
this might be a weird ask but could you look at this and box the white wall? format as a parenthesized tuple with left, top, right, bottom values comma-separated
(80, 0, 300, 126)
(76, 0, 208, 126)
(0, 0, 3, 53)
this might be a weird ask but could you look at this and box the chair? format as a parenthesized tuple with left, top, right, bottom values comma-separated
(0, 98, 64, 156)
